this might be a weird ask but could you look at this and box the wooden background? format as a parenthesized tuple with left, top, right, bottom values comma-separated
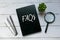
(0, 0, 60, 40)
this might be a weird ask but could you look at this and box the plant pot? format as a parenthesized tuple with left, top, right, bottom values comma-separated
(39, 11, 45, 16)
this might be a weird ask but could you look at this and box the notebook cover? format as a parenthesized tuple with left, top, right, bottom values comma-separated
(16, 5, 41, 36)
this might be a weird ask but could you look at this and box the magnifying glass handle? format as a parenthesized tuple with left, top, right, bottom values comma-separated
(45, 23, 49, 33)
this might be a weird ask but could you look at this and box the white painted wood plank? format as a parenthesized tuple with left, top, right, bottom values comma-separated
(0, 38, 43, 40)
(0, 0, 38, 3)
(0, 3, 60, 15)
(47, 0, 60, 3)
(0, 0, 60, 4)
(43, 38, 60, 40)
(0, 38, 60, 40)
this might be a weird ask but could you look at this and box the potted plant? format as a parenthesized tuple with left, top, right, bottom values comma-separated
(38, 3, 47, 15)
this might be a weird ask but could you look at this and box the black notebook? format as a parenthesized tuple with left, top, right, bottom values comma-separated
(16, 5, 41, 36)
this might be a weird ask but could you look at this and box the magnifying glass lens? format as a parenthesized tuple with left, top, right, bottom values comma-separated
(45, 13, 54, 22)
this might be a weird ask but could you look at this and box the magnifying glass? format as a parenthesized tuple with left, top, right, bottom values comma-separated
(44, 12, 55, 33)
